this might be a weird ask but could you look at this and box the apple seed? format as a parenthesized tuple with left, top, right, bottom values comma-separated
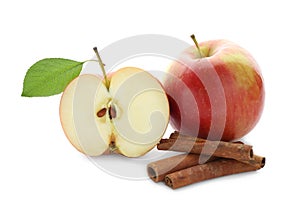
(97, 108, 107, 118)
(109, 104, 116, 119)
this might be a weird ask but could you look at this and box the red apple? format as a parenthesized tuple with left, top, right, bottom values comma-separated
(163, 35, 265, 141)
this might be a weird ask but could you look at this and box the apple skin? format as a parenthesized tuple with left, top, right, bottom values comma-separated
(163, 39, 265, 141)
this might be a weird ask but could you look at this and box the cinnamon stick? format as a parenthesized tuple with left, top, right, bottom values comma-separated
(158, 137, 253, 162)
(164, 158, 259, 189)
(241, 155, 265, 169)
(147, 154, 217, 182)
(166, 131, 265, 168)
(170, 131, 243, 144)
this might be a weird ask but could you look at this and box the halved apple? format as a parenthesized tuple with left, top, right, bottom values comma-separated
(59, 67, 169, 157)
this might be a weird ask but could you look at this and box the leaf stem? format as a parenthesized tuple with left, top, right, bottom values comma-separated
(93, 47, 109, 89)
(190, 34, 204, 58)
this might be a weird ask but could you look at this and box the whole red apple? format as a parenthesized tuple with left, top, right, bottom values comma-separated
(163, 35, 265, 141)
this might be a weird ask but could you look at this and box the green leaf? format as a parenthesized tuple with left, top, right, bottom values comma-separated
(21, 58, 84, 97)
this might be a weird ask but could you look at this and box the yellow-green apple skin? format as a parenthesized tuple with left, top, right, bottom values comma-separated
(163, 40, 264, 141)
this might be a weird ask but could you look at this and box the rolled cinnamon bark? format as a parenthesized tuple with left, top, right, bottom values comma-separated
(171, 131, 265, 168)
(158, 138, 253, 162)
(241, 155, 265, 169)
(170, 132, 244, 144)
(165, 159, 259, 189)
(147, 154, 216, 182)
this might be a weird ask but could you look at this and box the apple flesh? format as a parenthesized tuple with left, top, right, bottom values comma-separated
(60, 67, 169, 157)
(163, 39, 264, 141)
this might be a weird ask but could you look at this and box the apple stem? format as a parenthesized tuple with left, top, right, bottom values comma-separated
(190, 34, 204, 58)
(93, 47, 110, 89)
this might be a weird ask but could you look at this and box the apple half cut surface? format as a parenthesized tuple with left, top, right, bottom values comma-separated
(60, 67, 170, 157)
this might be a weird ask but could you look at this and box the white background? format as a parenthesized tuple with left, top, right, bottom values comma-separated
(1, 0, 299, 210)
